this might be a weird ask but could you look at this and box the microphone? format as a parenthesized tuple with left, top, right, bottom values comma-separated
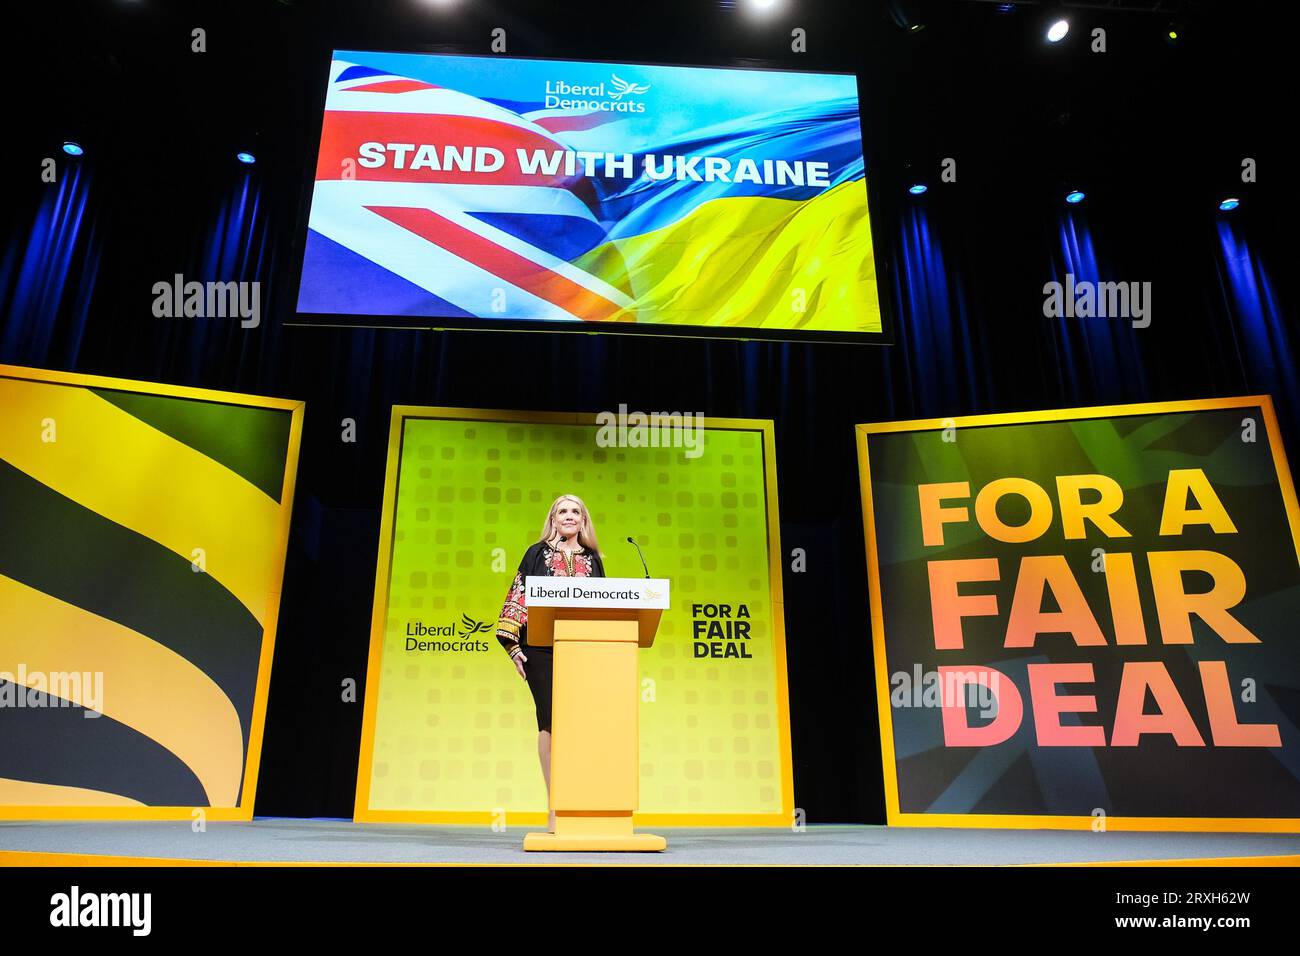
(627, 536, 651, 579)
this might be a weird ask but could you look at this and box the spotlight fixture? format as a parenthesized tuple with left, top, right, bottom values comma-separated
(1218, 198, 1240, 212)
(62, 141, 84, 157)
(885, 0, 924, 33)
(1046, 19, 1070, 43)
(1065, 190, 1085, 204)
(908, 183, 928, 195)
(236, 151, 257, 165)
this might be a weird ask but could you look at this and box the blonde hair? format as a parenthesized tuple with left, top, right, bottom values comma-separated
(538, 494, 602, 556)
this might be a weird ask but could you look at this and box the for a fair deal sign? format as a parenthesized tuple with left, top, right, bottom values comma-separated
(857, 398, 1300, 831)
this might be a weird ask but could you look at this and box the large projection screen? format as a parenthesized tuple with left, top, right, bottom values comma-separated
(295, 51, 883, 343)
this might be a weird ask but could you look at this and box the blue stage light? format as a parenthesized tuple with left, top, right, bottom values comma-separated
(908, 183, 928, 195)
(1047, 19, 1070, 42)
(62, 142, 84, 157)
(237, 152, 257, 165)
(1065, 190, 1086, 204)
(1219, 197, 1240, 212)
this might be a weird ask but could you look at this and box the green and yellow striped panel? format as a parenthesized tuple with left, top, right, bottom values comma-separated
(0, 370, 297, 810)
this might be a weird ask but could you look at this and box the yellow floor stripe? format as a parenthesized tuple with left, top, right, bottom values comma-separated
(1053, 854, 1300, 867)
(0, 573, 245, 807)
(0, 850, 224, 867)
(0, 778, 143, 807)
(1, 848, 1295, 868)
(0, 378, 282, 625)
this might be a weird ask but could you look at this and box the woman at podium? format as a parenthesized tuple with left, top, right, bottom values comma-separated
(496, 493, 606, 831)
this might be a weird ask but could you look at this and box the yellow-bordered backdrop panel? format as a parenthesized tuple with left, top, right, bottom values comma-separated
(0, 364, 304, 821)
(858, 396, 1300, 833)
(355, 406, 794, 826)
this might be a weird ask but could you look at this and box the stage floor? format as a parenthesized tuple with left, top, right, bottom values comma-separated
(1, 819, 1298, 866)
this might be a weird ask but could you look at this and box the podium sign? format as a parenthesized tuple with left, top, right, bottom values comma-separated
(524, 576, 670, 611)
(522, 576, 669, 851)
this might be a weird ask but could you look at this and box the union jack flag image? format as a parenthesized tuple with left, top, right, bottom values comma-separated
(300, 58, 635, 322)
(297, 52, 879, 335)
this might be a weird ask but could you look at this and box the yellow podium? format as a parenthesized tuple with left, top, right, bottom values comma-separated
(521, 576, 669, 852)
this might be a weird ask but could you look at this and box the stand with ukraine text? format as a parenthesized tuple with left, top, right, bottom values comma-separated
(522, 576, 670, 852)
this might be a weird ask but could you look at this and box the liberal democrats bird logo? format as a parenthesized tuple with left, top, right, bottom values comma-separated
(609, 74, 650, 100)
(459, 614, 491, 637)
